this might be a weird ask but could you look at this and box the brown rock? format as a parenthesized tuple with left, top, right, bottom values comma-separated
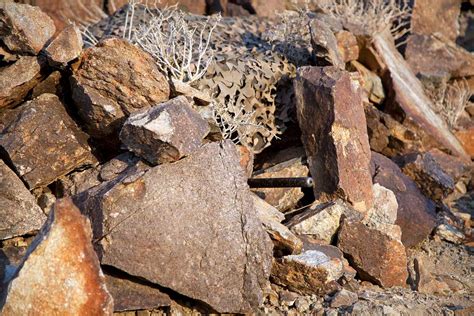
(31, 71, 63, 99)
(309, 19, 345, 69)
(294, 66, 373, 213)
(252, 158, 308, 212)
(411, 0, 462, 42)
(271, 250, 343, 295)
(0, 2, 55, 54)
(75, 141, 273, 313)
(455, 128, 474, 159)
(105, 274, 171, 312)
(336, 30, 359, 63)
(373, 30, 468, 159)
(1, 198, 113, 315)
(251, 0, 286, 17)
(350, 61, 385, 104)
(330, 289, 358, 308)
(0, 94, 96, 189)
(237, 144, 254, 178)
(371, 152, 437, 248)
(119, 96, 210, 165)
(0, 56, 46, 109)
(337, 219, 408, 288)
(44, 24, 83, 66)
(405, 34, 474, 80)
(0, 161, 45, 240)
(71, 38, 170, 138)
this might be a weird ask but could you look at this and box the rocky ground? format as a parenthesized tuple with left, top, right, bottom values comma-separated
(0, 0, 473, 315)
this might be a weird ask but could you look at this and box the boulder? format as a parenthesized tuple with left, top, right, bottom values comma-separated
(309, 19, 345, 69)
(337, 219, 408, 288)
(271, 250, 343, 295)
(0, 94, 96, 189)
(371, 152, 437, 248)
(0, 56, 46, 109)
(75, 141, 273, 313)
(0, 2, 55, 54)
(294, 66, 373, 213)
(0, 161, 45, 240)
(71, 38, 170, 138)
(44, 24, 83, 66)
(119, 96, 210, 165)
(0, 198, 113, 315)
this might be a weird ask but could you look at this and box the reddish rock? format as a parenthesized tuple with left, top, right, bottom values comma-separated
(411, 0, 462, 42)
(0, 56, 46, 109)
(0, 2, 55, 54)
(294, 66, 373, 213)
(119, 96, 210, 165)
(75, 141, 273, 313)
(337, 219, 408, 288)
(237, 144, 254, 178)
(336, 30, 359, 63)
(371, 152, 437, 248)
(0, 161, 45, 240)
(0, 94, 96, 189)
(1, 198, 113, 315)
(44, 24, 83, 66)
(71, 38, 170, 138)
(373, 30, 468, 159)
(455, 128, 474, 159)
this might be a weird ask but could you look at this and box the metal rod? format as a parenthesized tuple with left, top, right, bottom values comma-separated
(248, 177, 314, 188)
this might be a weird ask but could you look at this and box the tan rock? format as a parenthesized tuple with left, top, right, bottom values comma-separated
(44, 24, 83, 66)
(350, 61, 385, 104)
(336, 30, 359, 63)
(1, 198, 113, 315)
(455, 128, 474, 159)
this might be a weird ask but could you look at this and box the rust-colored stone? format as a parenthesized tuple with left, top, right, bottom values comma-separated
(455, 128, 474, 159)
(44, 24, 83, 66)
(336, 30, 359, 63)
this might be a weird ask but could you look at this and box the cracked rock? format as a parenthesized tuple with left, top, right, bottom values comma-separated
(0, 93, 96, 189)
(0, 198, 113, 315)
(120, 96, 210, 165)
(75, 141, 273, 313)
(44, 24, 83, 67)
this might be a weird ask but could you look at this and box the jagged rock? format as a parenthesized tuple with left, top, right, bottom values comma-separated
(120, 96, 210, 165)
(252, 158, 308, 212)
(253, 194, 302, 255)
(0, 56, 46, 109)
(413, 257, 452, 295)
(271, 250, 343, 295)
(289, 200, 357, 244)
(411, 0, 462, 42)
(336, 30, 359, 63)
(330, 289, 358, 308)
(424, 149, 472, 183)
(405, 34, 474, 80)
(0, 94, 96, 189)
(0, 198, 113, 315)
(371, 152, 436, 248)
(294, 66, 373, 213)
(435, 224, 465, 244)
(0, 161, 45, 240)
(309, 19, 345, 69)
(105, 274, 171, 312)
(350, 61, 385, 104)
(44, 24, 83, 66)
(337, 219, 408, 288)
(0, 2, 55, 54)
(71, 38, 170, 138)
(372, 30, 468, 159)
(75, 141, 273, 313)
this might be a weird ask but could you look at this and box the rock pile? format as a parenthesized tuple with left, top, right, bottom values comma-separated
(0, 1, 473, 315)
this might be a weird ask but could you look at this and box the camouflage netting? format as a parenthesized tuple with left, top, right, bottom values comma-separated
(85, 4, 314, 153)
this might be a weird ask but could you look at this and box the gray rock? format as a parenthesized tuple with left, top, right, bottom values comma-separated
(309, 19, 345, 69)
(0, 160, 45, 240)
(120, 96, 210, 165)
(44, 24, 83, 66)
(75, 141, 273, 313)
(330, 289, 358, 308)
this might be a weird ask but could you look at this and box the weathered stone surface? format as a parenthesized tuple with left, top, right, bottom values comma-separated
(372, 30, 468, 159)
(405, 34, 474, 80)
(455, 128, 474, 159)
(0, 2, 55, 54)
(350, 61, 385, 104)
(0, 94, 96, 189)
(271, 250, 343, 295)
(237, 144, 254, 178)
(252, 158, 308, 212)
(330, 289, 358, 308)
(0, 161, 45, 240)
(371, 152, 437, 248)
(309, 19, 345, 69)
(75, 141, 273, 313)
(105, 274, 171, 312)
(337, 219, 408, 288)
(294, 66, 373, 213)
(434, 224, 465, 244)
(31, 71, 63, 99)
(336, 30, 359, 63)
(120, 96, 209, 165)
(44, 24, 83, 66)
(71, 38, 170, 138)
(1, 198, 113, 315)
(0, 56, 46, 109)
(411, 0, 462, 42)
(253, 194, 302, 255)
